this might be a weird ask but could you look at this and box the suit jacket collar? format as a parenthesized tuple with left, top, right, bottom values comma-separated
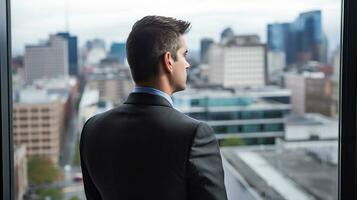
(124, 92, 173, 108)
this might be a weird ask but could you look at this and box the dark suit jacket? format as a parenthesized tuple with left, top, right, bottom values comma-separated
(80, 92, 228, 200)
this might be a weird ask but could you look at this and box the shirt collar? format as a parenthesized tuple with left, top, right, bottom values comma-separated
(132, 86, 173, 106)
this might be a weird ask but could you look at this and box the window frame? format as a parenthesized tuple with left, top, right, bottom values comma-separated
(0, 0, 356, 199)
(339, 0, 357, 199)
(0, 0, 14, 198)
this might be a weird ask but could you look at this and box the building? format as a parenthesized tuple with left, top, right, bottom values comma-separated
(86, 67, 134, 106)
(331, 47, 340, 117)
(24, 35, 69, 83)
(200, 38, 214, 64)
(83, 39, 107, 67)
(223, 114, 338, 199)
(109, 42, 126, 65)
(14, 145, 28, 200)
(32, 77, 79, 124)
(220, 27, 235, 44)
(13, 90, 65, 165)
(268, 50, 286, 85)
(86, 38, 105, 50)
(172, 87, 291, 145)
(268, 10, 323, 65)
(207, 35, 267, 87)
(78, 87, 113, 130)
(267, 23, 294, 65)
(56, 32, 78, 76)
(12, 77, 77, 165)
(285, 72, 334, 116)
(284, 113, 338, 141)
(222, 144, 337, 200)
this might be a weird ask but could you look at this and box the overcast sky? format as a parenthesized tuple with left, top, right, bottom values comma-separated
(11, 0, 341, 56)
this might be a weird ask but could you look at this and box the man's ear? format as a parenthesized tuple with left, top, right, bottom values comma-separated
(163, 52, 174, 74)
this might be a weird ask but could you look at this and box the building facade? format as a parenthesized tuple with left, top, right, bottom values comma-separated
(24, 35, 69, 83)
(13, 99, 64, 165)
(109, 42, 127, 65)
(173, 87, 291, 145)
(200, 38, 214, 64)
(14, 145, 28, 200)
(207, 35, 267, 88)
(87, 67, 134, 106)
(57, 32, 78, 76)
(285, 72, 334, 117)
(268, 10, 323, 65)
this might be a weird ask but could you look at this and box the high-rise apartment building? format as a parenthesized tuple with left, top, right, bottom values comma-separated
(207, 35, 267, 87)
(24, 35, 69, 83)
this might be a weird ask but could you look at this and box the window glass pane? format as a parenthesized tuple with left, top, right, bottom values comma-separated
(11, 0, 341, 199)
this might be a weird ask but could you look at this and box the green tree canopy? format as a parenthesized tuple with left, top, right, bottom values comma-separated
(28, 155, 62, 185)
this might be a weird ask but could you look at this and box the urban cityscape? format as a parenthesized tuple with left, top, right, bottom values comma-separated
(11, 8, 340, 200)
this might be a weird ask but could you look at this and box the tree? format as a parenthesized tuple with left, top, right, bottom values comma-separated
(69, 196, 80, 200)
(39, 188, 64, 200)
(73, 139, 81, 166)
(219, 137, 245, 147)
(28, 155, 62, 185)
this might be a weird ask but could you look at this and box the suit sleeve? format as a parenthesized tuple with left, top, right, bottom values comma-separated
(187, 122, 228, 200)
(80, 117, 102, 200)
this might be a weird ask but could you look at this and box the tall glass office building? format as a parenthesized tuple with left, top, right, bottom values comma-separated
(173, 87, 291, 145)
(109, 42, 127, 65)
(56, 32, 78, 76)
(267, 10, 322, 65)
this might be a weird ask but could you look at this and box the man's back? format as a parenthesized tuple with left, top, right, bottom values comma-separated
(80, 93, 228, 200)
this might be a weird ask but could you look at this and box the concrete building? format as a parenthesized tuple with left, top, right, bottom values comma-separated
(207, 35, 267, 88)
(12, 77, 77, 165)
(173, 87, 291, 145)
(87, 67, 134, 106)
(24, 35, 69, 83)
(32, 77, 79, 124)
(78, 87, 113, 131)
(284, 113, 338, 141)
(14, 145, 28, 200)
(285, 72, 334, 116)
(13, 92, 64, 165)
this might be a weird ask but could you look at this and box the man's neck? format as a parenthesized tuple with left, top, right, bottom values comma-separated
(136, 81, 173, 96)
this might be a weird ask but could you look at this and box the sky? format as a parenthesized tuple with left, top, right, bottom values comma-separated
(11, 0, 341, 56)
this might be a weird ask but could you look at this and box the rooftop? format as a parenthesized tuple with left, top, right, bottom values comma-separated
(222, 145, 338, 200)
(174, 86, 291, 99)
(284, 113, 338, 141)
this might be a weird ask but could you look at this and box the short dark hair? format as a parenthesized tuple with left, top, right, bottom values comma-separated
(126, 15, 191, 83)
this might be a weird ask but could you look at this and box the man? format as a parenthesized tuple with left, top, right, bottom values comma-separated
(80, 15, 228, 200)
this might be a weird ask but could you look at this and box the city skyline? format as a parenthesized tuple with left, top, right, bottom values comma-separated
(12, 0, 341, 56)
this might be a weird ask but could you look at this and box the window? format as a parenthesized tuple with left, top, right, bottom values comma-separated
(1, 0, 357, 199)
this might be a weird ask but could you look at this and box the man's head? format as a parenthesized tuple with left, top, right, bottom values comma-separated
(126, 15, 191, 93)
